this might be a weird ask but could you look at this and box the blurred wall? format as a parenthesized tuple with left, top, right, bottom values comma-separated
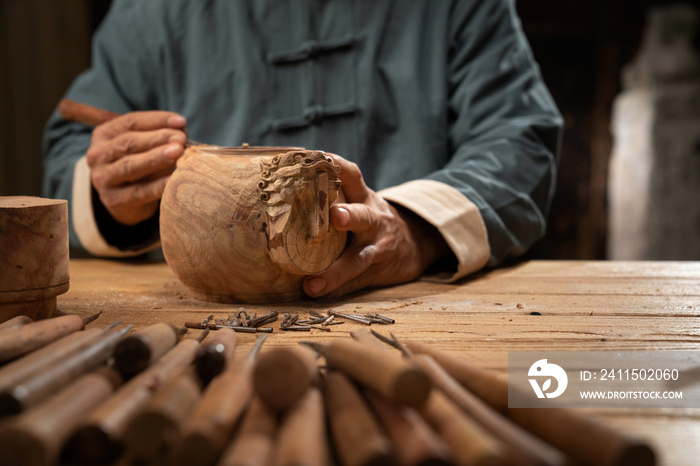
(608, 4, 700, 260)
(1, 0, 698, 259)
(519, 0, 699, 260)
(0, 0, 104, 197)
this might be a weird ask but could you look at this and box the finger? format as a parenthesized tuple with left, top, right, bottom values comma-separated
(107, 199, 161, 227)
(93, 111, 187, 142)
(324, 270, 377, 299)
(326, 152, 369, 203)
(88, 129, 187, 166)
(98, 143, 184, 186)
(113, 175, 171, 207)
(100, 175, 170, 225)
(303, 243, 378, 297)
(125, 200, 161, 226)
(330, 203, 378, 233)
(141, 165, 177, 183)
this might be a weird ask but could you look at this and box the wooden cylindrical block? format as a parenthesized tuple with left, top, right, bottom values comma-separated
(274, 387, 328, 466)
(217, 396, 277, 466)
(0, 368, 121, 466)
(325, 371, 398, 466)
(113, 323, 180, 376)
(0, 197, 69, 322)
(253, 346, 318, 412)
(319, 339, 432, 407)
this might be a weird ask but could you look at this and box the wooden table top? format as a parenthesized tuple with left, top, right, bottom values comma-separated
(59, 259, 700, 466)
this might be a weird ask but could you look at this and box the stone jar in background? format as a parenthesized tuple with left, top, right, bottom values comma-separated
(609, 4, 700, 260)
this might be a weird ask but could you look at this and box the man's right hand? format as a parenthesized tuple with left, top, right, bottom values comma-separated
(86, 111, 188, 226)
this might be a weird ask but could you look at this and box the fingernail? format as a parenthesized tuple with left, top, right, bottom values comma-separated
(164, 143, 183, 159)
(167, 115, 187, 127)
(169, 133, 186, 144)
(337, 207, 350, 227)
(307, 277, 326, 295)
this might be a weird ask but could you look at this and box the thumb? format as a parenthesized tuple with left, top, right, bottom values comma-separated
(330, 204, 378, 233)
(326, 153, 369, 203)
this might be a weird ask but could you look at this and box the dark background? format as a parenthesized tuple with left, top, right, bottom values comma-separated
(1, 0, 698, 260)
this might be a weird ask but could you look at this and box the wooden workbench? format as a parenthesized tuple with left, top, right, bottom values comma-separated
(59, 259, 700, 466)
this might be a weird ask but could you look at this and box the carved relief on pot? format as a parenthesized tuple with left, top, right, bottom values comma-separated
(258, 150, 343, 275)
(160, 145, 346, 303)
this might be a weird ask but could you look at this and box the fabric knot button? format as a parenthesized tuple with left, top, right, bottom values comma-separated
(302, 41, 321, 59)
(304, 105, 324, 124)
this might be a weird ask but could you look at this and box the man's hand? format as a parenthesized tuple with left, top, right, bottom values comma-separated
(303, 154, 450, 298)
(86, 111, 188, 226)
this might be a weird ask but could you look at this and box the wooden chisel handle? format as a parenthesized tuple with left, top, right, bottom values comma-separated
(58, 99, 120, 127)
(253, 345, 319, 412)
(0, 316, 33, 332)
(406, 341, 656, 466)
(0, 367, 122, 466)
(366, 391, 453, 466)
(58, 99, 199, 146)
(325, 371, 397, 466)
(196, 328, 237, 385)
(0, 314, 86, 363)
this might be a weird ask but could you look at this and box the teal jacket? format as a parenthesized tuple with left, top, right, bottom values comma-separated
(43, 0, 562, 265)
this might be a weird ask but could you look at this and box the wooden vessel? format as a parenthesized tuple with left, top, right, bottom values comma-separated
(0, 197, 69, 322)
(160, 145, 346, 303)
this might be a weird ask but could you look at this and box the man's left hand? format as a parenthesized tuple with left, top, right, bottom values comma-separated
(303, 154, 450, 298)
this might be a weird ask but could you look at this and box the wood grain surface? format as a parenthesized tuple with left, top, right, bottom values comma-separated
(0, 196, 69, 321)
(160, 147, 346, 304)
(57, 259, 700, 466)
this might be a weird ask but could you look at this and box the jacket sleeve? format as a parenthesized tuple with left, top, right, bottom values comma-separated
(384, 0, 563, 274)
(42, 0, 163, 257)
(441, 0, 563, 265)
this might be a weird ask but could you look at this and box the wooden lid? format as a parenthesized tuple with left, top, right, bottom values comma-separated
(189, 145, 305, 156)
(0, 196, 67, 208)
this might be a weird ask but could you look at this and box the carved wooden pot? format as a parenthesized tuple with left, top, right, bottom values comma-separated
(160, 145, 347, 303)
(0, 197, 70, 322)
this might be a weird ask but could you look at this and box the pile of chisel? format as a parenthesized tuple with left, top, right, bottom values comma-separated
(0, 314, 656, 466)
